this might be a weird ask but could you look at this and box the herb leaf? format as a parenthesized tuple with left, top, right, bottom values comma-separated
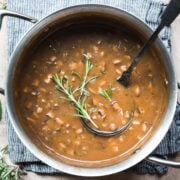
(72, 70, 82, 81)
(0, 2, 7, 9)
(99, 85, 113, 101)
(0, 146, 26, 180)
(78, 54, 94, 96)
(0, 146, 8, 154)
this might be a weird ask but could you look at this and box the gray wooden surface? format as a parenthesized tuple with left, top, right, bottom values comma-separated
(0, 0, 180, 179)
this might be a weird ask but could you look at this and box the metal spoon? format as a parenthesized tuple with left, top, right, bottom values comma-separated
(80, 0, 180, 137)
(81, 87, 135, 137)
(117, 0, 180, 87)
(80, 112, 133, 137)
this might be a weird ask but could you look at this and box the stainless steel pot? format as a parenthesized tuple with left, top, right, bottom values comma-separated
(0, 5, 180, 177)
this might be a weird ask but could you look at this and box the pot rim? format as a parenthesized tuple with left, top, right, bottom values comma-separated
(6, 4, 177, 177)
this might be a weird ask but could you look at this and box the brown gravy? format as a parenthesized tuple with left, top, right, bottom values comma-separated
(15, 27, 167, 166)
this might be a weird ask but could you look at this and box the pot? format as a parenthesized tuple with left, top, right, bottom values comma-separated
(0, 5, 179, 177)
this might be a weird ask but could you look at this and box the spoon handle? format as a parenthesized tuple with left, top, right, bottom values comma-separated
(130, 0, 180, 69)
(117, 0, 180, 86)
(127, 22, 163, 75)
(161, 0, 180, 26)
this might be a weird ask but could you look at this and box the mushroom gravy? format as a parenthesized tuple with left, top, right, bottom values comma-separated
(15, 27, 168, 166)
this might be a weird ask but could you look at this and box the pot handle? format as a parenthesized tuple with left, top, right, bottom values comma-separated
(146, 156, 180, 168)
(178, 82, 180, 104)
(0, 10, 37, 95)
(147, 84, 180, 168)
(0, 88, 4, 95)
(0, 9, 38, 29)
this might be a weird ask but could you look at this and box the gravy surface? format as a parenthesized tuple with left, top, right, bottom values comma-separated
(15, 27, 167, 166)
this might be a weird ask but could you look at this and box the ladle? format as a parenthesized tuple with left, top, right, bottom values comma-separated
(81, 0, 180, 137)
(81, 112, 134, 137)
(117, 0, 180, 87)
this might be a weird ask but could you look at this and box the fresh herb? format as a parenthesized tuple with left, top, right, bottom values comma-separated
(0, 2, 7, 9)
(53, 54, 99, 128)
(71, 70, 82, 81)
(0, 101, 2, 121)
(99, 85, 113, 101)
(0, 145, 26, 180)
(0, 146, 8, 154)
(72, 54, 99, 97)
(89, 107, 97, 114)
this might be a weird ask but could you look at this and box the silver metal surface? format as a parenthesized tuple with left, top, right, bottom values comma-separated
(80, 112, 133, 137)
(178, 83, 180, 104)
(3, 5, 178, 176)
(147, 156, 180, 168)
(0, 9, 37, 29)
(0, 88, 4, 95)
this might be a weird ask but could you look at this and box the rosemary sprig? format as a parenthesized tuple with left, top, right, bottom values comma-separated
(0, 2, 7, 9)
(72, 54, 99, 97)
(53, 74, 98, 128)
(53, 54, 100, 128)
(0, 146, 8, 154)
(99, 85, 113, 101)
(0, 145, 26, 180)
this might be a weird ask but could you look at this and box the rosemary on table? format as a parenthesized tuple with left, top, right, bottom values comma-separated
(99, 84, 113, 101)
(0, 2, 7, 9)
(0, 101, 25, 179)
(0, 145, 26, 180)
(52, 54, 99, 128)
(0, 146, 8, 154)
